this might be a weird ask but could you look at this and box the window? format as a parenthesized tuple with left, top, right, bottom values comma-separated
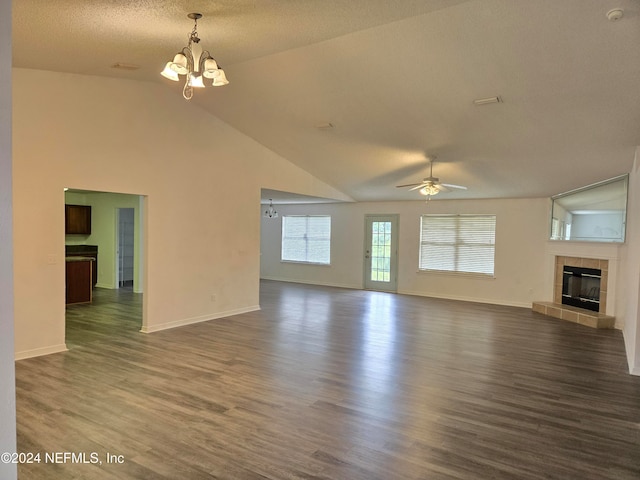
(419, 214, 496, 276)
(282, 215, 331, 265)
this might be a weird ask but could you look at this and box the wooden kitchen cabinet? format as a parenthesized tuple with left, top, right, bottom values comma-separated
(65, 245, 98, 287)
(65, 204, 91, 234)
(65, 257, 93, 305)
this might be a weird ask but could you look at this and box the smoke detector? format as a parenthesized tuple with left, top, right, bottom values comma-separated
(606, 8, 624, 21)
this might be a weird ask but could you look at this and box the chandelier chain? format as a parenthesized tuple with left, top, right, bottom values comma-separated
(189, 18, 200, 45)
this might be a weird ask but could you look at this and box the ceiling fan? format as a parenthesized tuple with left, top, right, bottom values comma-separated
(396, 157, 467, 198)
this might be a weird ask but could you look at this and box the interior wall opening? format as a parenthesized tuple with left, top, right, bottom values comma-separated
(64, 189, 145, 349)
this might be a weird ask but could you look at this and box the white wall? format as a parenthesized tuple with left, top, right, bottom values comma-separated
(261, 161, 640, 375)
(12, 68, 350, 358)
(0, 1, 17, 477)
(571, 212, 625, 242)
(261, 197, 549, 307)
(620, 149, 640, 375)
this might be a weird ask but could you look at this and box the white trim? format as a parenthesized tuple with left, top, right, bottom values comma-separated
(140, 305, 261, 334)
(15, 344, 68, 361)
(260, 276, 360, 290)
(280, 260, 331, 266)
(544, 243, 621, 317)
(622, 327, 638, 374)
(364, 214, 399, 293)
(399, 289, 531, 309)
(416, 269, 496, 280)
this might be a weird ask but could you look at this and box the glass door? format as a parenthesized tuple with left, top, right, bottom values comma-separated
(364, 215, 398, 292)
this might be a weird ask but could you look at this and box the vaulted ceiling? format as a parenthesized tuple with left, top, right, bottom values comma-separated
(13, 0, 640, 202)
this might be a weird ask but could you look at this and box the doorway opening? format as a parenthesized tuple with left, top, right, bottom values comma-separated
(64, 189, 145, 348)
(117, 208, 135, 289)
(364, 214, 399, 292)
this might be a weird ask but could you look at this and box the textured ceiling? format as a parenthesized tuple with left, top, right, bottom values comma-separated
(13, 0, 640, 203)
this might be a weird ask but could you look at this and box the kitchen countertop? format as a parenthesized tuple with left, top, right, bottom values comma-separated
(65, 256, 95, 262)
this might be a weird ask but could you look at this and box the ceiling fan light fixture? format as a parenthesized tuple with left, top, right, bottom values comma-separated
(396, 156, 467, 197)
(420, 185, 440, 196)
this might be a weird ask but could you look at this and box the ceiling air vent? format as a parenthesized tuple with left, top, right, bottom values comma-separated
(473, 96, 502, 106)
(111, 63, 140, 71)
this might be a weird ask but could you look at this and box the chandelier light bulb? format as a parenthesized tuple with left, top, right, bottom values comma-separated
(160, 62, 179, 81)
(170, 53, 189, 75)
(212, 69, 229, 86)
(189, 74, 205, 88)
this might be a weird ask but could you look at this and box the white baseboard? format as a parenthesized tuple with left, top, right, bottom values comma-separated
(398, 289, 531, 309)
(622, 328, 639, 375)
(140, 305, 261, 334)
(261, 278, 531, 308)
(15, 343, 68, 361)
(260, 276, 360, 290)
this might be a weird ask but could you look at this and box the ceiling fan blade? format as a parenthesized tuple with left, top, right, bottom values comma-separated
(408, 184, 428, 191)
(441, 183, 467, 190)
(396, 182, 424, 188)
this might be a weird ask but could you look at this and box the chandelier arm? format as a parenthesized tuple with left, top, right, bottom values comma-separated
(182, 46, 195, 73)
(181, 46, 195, 100)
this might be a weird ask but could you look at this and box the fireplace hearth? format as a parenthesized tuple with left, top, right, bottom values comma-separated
(532, 255, 614, 329)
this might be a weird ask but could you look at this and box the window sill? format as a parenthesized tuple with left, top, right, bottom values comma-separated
(281, 260, 331, 267)
(417, 269, 495, 280)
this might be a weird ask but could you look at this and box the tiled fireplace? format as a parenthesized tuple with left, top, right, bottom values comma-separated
(533, 255, 615, 329)
(553, 256, 608, 313)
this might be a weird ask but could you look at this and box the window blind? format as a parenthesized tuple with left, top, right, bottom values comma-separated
(419, 214, 496, 275)
(282, 215, 331, 265)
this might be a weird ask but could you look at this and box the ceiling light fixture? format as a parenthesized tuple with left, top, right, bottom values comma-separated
(606, 8, 624, 21)
(264, 199, 278, 218)
(419, 184, 440, 197)
(160, 13, 229, 100)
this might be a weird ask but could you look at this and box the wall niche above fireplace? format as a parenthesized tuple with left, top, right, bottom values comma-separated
(550, 174, 628, 243)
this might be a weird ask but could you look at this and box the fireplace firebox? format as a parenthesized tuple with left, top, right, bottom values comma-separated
(562, 265, 601, 312)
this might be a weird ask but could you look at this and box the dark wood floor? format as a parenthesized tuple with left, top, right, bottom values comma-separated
(15, 281, 640, 479)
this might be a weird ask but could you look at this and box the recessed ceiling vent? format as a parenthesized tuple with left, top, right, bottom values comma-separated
(111, 63, 141, 71)
(473, 96, 502, 106)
